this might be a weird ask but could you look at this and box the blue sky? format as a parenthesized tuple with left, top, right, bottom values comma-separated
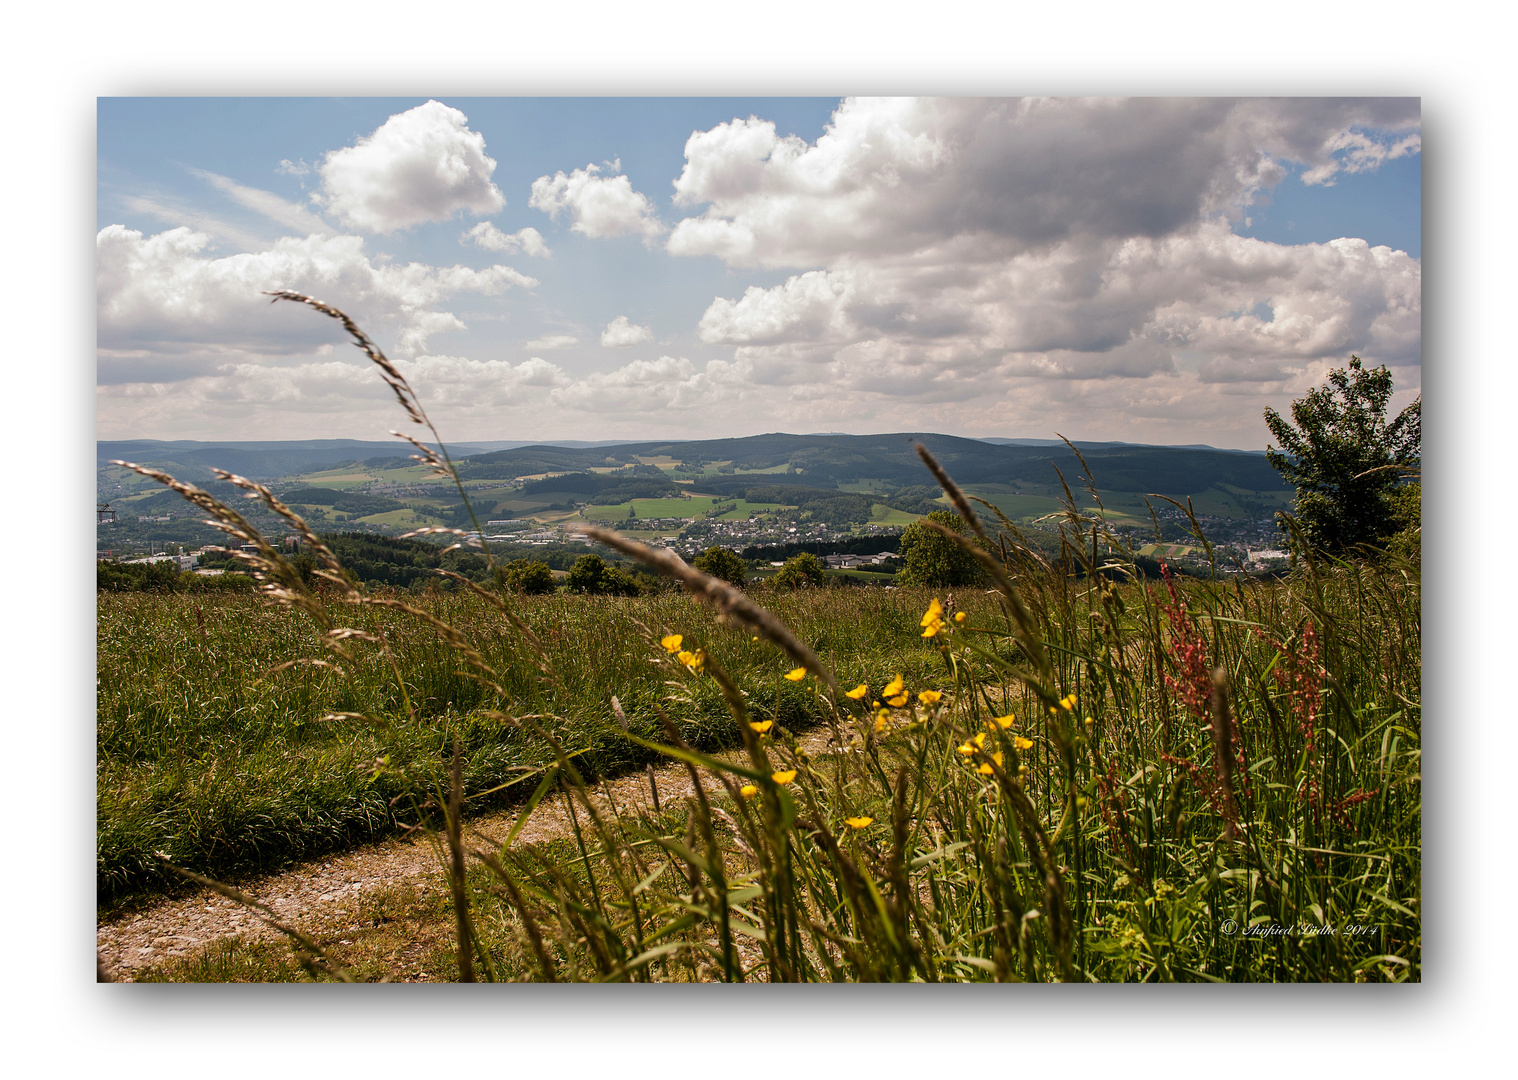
(97, 97, 1421, 449)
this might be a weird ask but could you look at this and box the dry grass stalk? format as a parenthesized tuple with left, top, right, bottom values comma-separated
(912, 444, 1050, 678)
(264, 290, 426, 429)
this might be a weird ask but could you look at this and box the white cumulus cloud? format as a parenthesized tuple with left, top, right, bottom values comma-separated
(316, 101, 505, 233)
(600, 315, 653, 347)
(461, 222, 550, 257)
(668, 97, 1420, 268)
(528, 162, 664, 241)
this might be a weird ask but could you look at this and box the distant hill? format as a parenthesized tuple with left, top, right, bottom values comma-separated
(99, 439, 475, 481)
(454, 432, 1286, 497)
(977, 436, 1263, 454)
(99, 432, 1288, 501)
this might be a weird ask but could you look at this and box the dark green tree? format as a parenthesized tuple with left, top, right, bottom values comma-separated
(896, 510, 983, 587)
(1263, 355, 1421, 554)
(565, 553, 642, 596)
(500, 558, 556, 595)
(1383, 481, 1421, 564)
(692, 545, 747, 586)
(770, 551, 826, 589)
(566, 553, 609, 593)
(599, 565, 644, 597)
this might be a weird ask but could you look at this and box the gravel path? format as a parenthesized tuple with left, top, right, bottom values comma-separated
(97, 728, 840, 981)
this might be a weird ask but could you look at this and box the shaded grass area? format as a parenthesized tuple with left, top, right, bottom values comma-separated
(98, 586, 965, 907)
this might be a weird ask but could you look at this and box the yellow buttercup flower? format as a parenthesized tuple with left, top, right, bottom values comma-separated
(977, 752, 1004, 775)
(844, 816, 874, 829)
(921, 619, 943, 638)
(954, 611, 967, 623)
(882, 675, 904, 699)
(772, 769, 797, 785)
(887, 694, 909, 708)
(920, 598, 944, 627)
(1013, 735, 1034, 751)
(990, 714, 1016, 729)
(749, 720, 774, 733)
(918, 690, 942, 706)
(785, 667, 808, 681)
(845, 683, 869, 700)
(740, 784, 758, 798)
(874, 710, 891, 733)
(660, 634, 684, 653)
(958, 732, 988, 755)
(677, 649, 706, 672)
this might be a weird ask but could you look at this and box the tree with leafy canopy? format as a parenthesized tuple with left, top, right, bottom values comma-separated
(692, 545, 747, 586)
(896, 510, 984, 587)
(566, 553, 608, 593)
(499, 558, 556, 595)
(770, 551, 826, 589)
(566, 553, 642, 596)
(1263, 355, 1420, 554)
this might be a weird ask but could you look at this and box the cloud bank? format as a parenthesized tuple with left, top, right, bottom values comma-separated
(661, 97, 1421, 442)
(98, 97, 1420, 446)
(97, 225, 537, 378)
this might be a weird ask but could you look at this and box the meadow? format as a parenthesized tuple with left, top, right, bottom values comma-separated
(99, 532, 1420, 982)
(98, 586, 955, 907)
(99, 293, 1420, 982)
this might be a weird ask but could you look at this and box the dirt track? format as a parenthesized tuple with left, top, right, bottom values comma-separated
(97, 728, 839, 981)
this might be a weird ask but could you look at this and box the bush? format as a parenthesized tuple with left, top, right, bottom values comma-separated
(96, 560, 254, 594)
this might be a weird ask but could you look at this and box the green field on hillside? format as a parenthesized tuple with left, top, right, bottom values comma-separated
(352, 508, 447, 528)
(285, 464, 440, 489)
(868, 503, 922, 525)
(582, 496, 792, 521)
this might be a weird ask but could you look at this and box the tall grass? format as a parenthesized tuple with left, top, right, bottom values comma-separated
(101, 294, 1419, 981)
(453, 526, 1418, 982)
(98, 587, 966, 903)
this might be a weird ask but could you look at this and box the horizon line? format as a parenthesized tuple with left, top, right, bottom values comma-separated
(96, 432, 1267, 454)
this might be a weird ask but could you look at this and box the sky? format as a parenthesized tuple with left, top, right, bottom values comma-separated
(96, 96, 1421, 450)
